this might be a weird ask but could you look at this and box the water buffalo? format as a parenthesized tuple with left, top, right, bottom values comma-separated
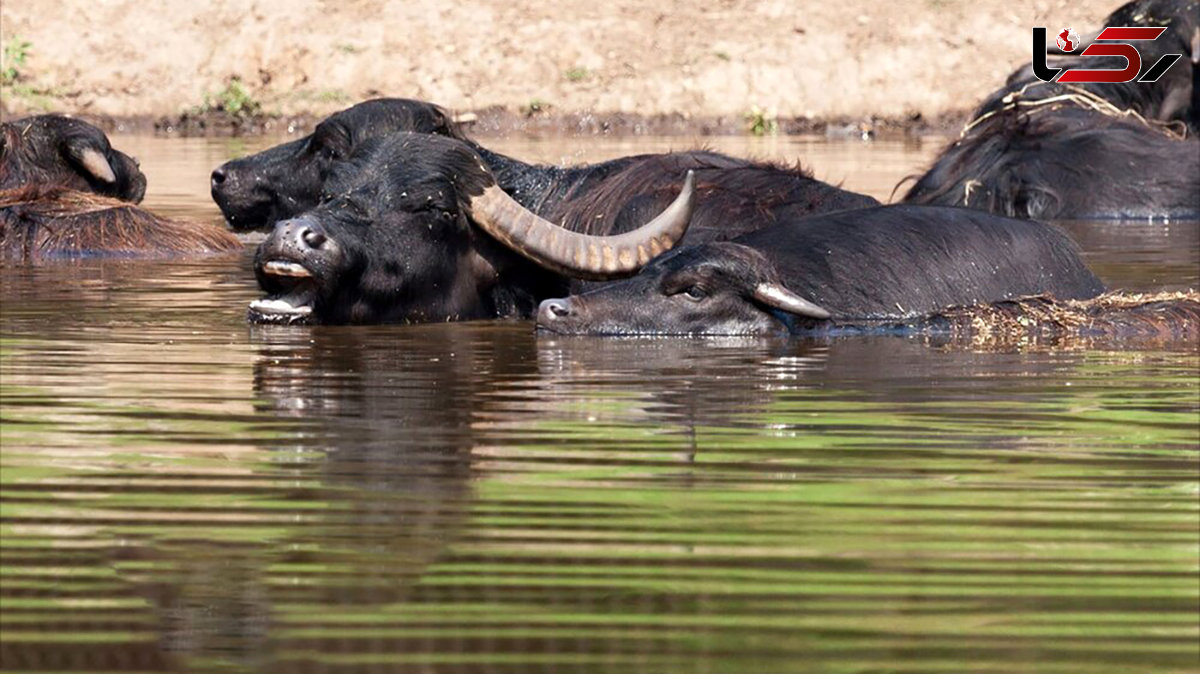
(0, 115, 239, 261)
(212, 98, 877, 232)
(1, 185, 241, 261)
(1, 114, 147, 202)
(534, 205, 1108, 336)
(975, 0, 1199, 134)
(902, 105, 1200, 219)
(210, 98, 468, 230)
(250, 132, 698, 324)
(247, 130, 881, 325)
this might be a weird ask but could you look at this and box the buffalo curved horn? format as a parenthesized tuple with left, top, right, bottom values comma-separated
(752, 283, 831, 319)
(77, 148, 117, 184)
(467, 170, 696, 281)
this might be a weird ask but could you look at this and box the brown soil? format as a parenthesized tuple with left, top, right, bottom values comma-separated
(1, 0, 1117, 136)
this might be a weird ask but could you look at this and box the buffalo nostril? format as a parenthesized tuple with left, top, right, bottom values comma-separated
(542, 299, 572, 319)
(211, 168, 226, 186)
(301, 227, 327, 249)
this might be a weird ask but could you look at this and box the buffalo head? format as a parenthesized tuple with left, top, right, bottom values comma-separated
(0, 115, 146, 202)
(249, 133, 695, 324)
(536, 242, 829, 336)
(210, 98, 466, 230)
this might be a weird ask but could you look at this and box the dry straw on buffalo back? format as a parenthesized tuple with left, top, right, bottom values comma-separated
(925, 290, 1200, 350)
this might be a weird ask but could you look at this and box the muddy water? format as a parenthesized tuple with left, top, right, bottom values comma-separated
(1, 134, 1197, 673)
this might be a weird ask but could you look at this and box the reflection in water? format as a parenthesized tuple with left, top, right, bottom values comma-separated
(1, 135, 1197, 673)
(1056, 219, 1200, 292)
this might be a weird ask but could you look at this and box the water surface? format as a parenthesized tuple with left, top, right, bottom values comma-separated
(2, 133, 1197, 673)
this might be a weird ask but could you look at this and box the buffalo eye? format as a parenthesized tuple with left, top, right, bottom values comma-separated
(679, 285, 708, 302)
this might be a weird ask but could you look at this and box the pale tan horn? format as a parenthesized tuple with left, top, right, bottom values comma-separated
(468, 170, 696, 281)
(77, 148, 117, 184)
(752, 283, 831, 319)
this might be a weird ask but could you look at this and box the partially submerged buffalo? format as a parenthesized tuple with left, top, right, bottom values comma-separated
(535, 205, 1108, 336)
(212, 97, 877, 233)
(0, 115, 239, 261)
(1, 114, 147, 202)
(250, 133, 697, 324)
(210, 98, 467, 230)
(1, 185, 241, 261)
(903, 105, 1200, 220)
(247, 131, 876, 324)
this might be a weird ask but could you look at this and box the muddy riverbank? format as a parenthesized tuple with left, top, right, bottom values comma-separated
(2, 0, 1116, 137)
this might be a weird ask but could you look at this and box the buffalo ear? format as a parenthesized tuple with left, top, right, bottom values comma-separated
(64, 141, 117, 184)
(751, 282, 830, 319)
(312, 119, 353, 160)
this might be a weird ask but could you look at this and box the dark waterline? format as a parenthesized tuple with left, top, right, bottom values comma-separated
(1, 135, 1197, 673)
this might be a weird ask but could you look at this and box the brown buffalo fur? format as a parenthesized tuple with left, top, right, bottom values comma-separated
(1, 185, 242, 261)
(924, 291, 1200, 349)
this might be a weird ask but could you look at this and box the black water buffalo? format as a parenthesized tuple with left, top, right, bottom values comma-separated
(212, 97, 877, 233)
(902, 105, 1200, 219)
(1, 185, 241, 261)
(1, 114, 147, 202)
(534, 205, 1108, 336)
(975, 0, 1199, 134)
(247, 131, 878, 324)
(249, 132, 698, 324)
(210, 98, 467, 229)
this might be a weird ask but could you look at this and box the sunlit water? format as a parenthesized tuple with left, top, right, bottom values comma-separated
(1, 133, 1197, 673)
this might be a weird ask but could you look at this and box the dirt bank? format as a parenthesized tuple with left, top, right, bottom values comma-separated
(1, 0, 1117, 136)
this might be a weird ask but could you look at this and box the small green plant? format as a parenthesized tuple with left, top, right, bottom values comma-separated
(714, 51, 731, 61)
(202, 78, 261, 117)
(564, 66, 590, 83)
(2, 37, 33, 85)
(745, 105, 778, 136)
(521, 98, 550, 116)
(317, 89, 350, 103)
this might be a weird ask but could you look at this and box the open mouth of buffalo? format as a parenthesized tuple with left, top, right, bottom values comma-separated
(248, 258, 318, 324)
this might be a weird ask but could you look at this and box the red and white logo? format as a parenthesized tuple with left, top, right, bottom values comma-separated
(1056, 28, 1080, 52)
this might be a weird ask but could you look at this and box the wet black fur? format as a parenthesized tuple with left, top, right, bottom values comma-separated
(0, 115, 147, 202)
(474, 145, 878, 241)
(903, 106, 1200, 219)
(735, 206, 1105, 317)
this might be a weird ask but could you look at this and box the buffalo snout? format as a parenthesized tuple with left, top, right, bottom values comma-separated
(537, 298, 575, 324)
(267, 218, 335, 257)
